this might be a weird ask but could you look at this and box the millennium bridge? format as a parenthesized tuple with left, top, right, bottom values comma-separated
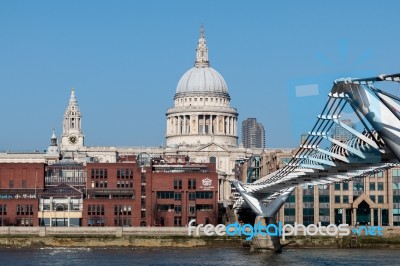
(232, 73, 400, 251)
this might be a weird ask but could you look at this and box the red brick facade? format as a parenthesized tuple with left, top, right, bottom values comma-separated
(0, 163, 45, 226)
(0, 161, 217, 227)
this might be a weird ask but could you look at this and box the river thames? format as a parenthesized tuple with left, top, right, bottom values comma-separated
(0, 247, 398, 265)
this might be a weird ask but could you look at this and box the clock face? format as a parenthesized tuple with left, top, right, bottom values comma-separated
(68, 135, 77, 144)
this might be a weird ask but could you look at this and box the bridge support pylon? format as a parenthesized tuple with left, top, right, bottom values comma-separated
(250, 216, 281, 253)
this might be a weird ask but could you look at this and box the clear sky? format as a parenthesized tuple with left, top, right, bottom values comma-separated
(1, 1, 400, 150)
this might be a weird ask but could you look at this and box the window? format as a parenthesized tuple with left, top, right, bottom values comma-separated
(195, 192, 213, 199)
(284, 208, 295, 216)
(378, 195, 384, 203)
(370, 183, 375, 191)
(334, 183, 340, 190)
(343, 183, 349, 190)
(393, 169, 400, 177)
(157, 191, 174, 199)
(319, 195, 329, 203)
(174, 205, 181, 214)
(378, 182, 384, 191)
(285, 195, 295, 203)
(303, 208, 314, 226)
(174, 192, 182, 201)
(174, 179, 182, 189)
(370, 195, 375, 203)
(335, 195, 340, 203)
(376, 172, 383, 178)
(189, 192, 196, 200)
(303, 195, 314, 202)
(0, 205, 7, 215)
(319, 208, 330, 216)
(343, 195, 349, 203)
(9, 180, 14, 188)
(188, 179, 196, 189)
(174, 217, 182, 227)
(22, 180, 27, 188)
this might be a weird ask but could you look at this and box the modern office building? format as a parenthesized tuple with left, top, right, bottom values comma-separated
(332, 119, 356, 142)
(242, 118, 265, 149)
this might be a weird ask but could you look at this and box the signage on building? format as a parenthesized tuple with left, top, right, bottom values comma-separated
(200, 177, 214, 191)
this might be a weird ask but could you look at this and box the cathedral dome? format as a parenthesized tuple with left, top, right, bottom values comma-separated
(175, 27, 229, 98)
(176, 66, 228, 95)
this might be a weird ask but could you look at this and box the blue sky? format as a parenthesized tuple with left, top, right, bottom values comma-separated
(1, 1, 400, 150)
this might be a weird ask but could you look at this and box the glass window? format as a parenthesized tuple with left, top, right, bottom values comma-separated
(370, 195, 375, 203)
(393, 169, 400, 177)
(343, 183, 349, 190)
(334, 183, 340, 190)
(343, 195, 349, 203)
(284, 208, 295, 216)
(378, 195, 384, 203)
(335, 195, 340, 203)
(370, 183, 375, 191)
(319, 195, 329, 203)
(189, 192, 196, 200)
(174, 192, 182, 201)
(378, 182, 384, 191)
(303, 195, 314, 202)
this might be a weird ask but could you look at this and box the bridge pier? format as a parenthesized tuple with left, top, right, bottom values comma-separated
(250, 216, 281, 253)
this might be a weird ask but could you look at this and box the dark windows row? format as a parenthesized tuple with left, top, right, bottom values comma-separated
(334, 195, 349, 203)
(156, 191, 182, 200)
(17, 204, 34, 215)
(174, 179, 197, 189)
(334, 183, 349, 190)
(117, 169, 134, 179)
(189, 192, 213, 200)
(157, 191, 214, 200)
(117, 180, 133, 188)
(16, 217, 33, 226)
(369, 182, 384, 191)
(114, 217, 131, 226)
(92, 180, 107, 188)
(88, 216, 105, 226)
(91, 169, 108, 179)
(114, 205, 132, 216)
(87, 204, 104, 216)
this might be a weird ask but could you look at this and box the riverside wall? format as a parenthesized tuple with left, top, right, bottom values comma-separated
(0, 226, 400, 248)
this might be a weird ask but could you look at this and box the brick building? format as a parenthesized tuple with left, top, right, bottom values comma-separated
(150, 163, 218, 227)
(0, 163, 45, 226)
(0, 159, 218, 227)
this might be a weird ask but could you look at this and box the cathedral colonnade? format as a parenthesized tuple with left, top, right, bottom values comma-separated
(166, 114, 237, 136)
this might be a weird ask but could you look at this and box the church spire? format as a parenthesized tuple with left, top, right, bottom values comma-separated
(61, 88, 84, 151)
(195, 25, 210, 67)
(69, 88, 77, 104)
(50, 129, 57, 146)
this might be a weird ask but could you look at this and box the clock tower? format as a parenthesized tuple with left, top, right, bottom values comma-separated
(60, 88, 85, 151)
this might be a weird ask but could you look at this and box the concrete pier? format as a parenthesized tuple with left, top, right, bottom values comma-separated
(250, 216, 281, 252)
